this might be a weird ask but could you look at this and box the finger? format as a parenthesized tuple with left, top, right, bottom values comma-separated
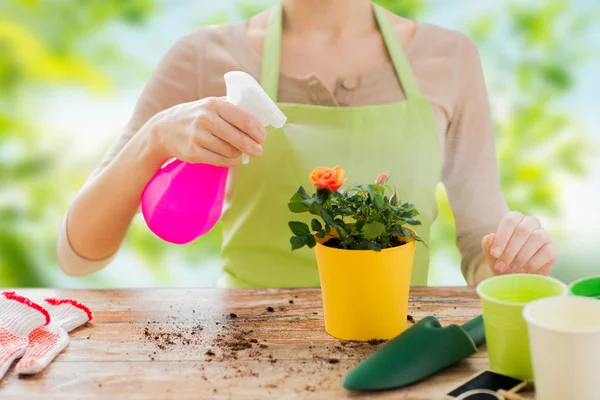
(496, 216, 542, 273)
(521, 243, 559, 275)
(195, 130, 242, 159)
(481, 233, 496, 269)
(482, 233, 494, 254)
(209, 115, 263, 157)
(514, 229, 550, 272)
(533, 261, 554, 276)
(214, 99, 267, 143)
(490, 212, 525, 261)
(188, 145, 240, 168)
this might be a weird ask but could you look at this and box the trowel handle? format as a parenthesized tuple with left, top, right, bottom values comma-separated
(462, 315, 485, 346)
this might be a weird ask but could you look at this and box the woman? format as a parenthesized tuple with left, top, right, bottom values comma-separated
(57, 0, 559, 287)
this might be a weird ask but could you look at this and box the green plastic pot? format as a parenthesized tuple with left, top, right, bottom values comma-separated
(476, 274, 568, 381)
(569, 275, 600, 299)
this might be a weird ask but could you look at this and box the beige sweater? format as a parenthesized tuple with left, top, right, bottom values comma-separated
(57, 20, 508, 285)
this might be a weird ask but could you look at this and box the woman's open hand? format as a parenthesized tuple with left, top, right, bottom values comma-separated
(142, 97, 267, 167)
(481, 212, 559, 276)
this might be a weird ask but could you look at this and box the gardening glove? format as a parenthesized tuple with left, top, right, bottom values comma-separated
(16, 298, 93, 375)
(0, 291, 50, 381)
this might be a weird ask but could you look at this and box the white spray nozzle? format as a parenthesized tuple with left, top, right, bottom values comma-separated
(224, 71, 286, 164)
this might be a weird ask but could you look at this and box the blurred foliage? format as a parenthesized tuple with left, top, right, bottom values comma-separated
(495, 0, 594, 213)
(0, 0, 596, 287)
(430, 0, 595, 264)
(0, 0, 157, 286)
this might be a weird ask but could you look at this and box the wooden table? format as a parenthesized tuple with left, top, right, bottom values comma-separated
(0, 288, 534, 399)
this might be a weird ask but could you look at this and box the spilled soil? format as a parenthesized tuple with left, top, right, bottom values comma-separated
(142, 322, 204, 350)
(138, 301, 418, 392)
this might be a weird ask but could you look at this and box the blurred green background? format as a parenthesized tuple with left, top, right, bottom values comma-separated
(1, 0, 598, 288)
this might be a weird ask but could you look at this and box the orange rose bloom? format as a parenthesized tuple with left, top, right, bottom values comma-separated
(309, 167, 347, 192)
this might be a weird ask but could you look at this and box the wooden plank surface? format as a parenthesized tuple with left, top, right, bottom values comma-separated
(0, 288, 534, 399)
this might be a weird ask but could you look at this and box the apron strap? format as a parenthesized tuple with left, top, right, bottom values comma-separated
(372, 3, 424, 100)
(260, 2, 424, 101)
(260, 2, 283, 101)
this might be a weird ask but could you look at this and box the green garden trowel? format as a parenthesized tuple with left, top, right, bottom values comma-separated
(343, 315, 485, 391)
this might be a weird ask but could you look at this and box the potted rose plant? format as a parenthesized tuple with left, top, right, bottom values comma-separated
(288, 167, 423, 341)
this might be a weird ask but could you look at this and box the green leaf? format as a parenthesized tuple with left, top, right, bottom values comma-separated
(320, 210, 336, 227)
(355, 220, 366, 231)
(373, 193, 385, 209)
(401, 228, 423, 243)
(336, 222, 349, 238)
(367, 242, 382, 251)
(405, 219, 422, 226)
(346, 224, 357, 235)
(311, 219, 322, 231)
(390, 224, 403, 235)
(300, 196, 323, 215)
(338, 207, 353, 216)
(354, 242, 370, 250)
(316, 230, 326, 238)
(289, 221, 311, 236)
(380, 236, 391, 248)
(307, 201, 322, 215)
(315, 188, 330, 205)
(288, 193, 309, 213)
(290, 234, 317, 250)
(290, 236, 306, 250)
(343, 236, 355, 246)
(367, 184, 385, 194)
(332, 191, 345, 200)
(362, 222, 385, 240)
(297, 186, 311, 200)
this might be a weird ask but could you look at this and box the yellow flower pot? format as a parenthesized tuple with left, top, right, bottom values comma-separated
(314, 236, 416, 341)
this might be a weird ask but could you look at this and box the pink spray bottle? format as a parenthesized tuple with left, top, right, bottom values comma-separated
(141, 71, 287, 244)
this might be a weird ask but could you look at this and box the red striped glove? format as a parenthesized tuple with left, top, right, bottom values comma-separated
(16, 298, 93, 375)
(0, 291, 49, 381)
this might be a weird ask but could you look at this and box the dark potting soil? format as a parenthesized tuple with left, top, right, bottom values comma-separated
(214, 331, 253, 352)
(139, 297, 390, 389)
(142, 322, 204, 350)
(323, 236, 407, 249)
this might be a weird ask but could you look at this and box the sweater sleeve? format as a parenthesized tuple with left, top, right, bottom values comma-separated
(442, 34, 509, 285)
(57, 32, 199, 276)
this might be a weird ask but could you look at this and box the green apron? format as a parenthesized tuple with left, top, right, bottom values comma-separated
(217, 3, 441, 288)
